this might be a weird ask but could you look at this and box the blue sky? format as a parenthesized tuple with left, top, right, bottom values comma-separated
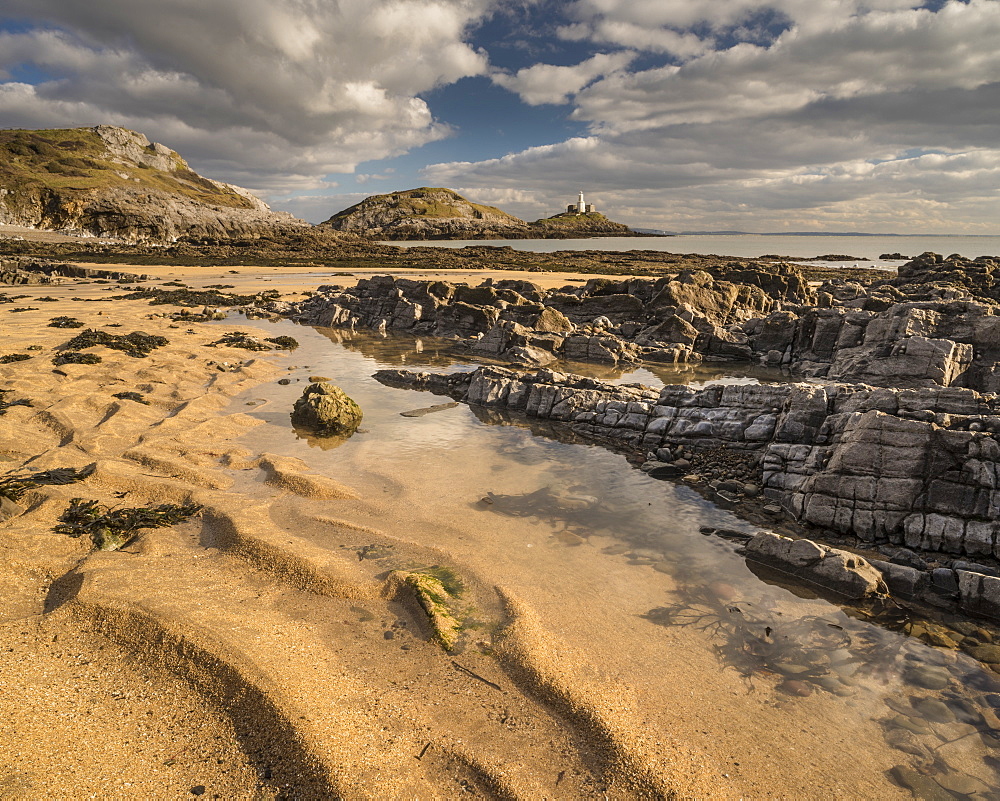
(0, 0, 998, 233)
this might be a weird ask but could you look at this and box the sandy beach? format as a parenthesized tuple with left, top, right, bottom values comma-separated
(0, 267, 740, 798)
(1, 261, 949, 799)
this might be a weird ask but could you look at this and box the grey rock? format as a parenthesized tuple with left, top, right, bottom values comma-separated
(744, 531, 886, 599)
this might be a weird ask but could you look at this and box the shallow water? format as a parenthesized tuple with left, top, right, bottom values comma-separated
(387, 233, 1000, 269)
(228, 319, 1000, 797)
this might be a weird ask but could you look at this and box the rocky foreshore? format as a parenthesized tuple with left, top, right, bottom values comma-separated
(290, 251, 1000, 391)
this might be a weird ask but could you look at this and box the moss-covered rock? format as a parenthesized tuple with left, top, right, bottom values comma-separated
(390, 570, 463, 651)
(290, 382, 363, 436)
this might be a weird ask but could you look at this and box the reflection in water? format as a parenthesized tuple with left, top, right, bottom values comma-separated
(312, 326, 473, 371)
(310, 324, 798, 390)
(231, 320, 1000, 796)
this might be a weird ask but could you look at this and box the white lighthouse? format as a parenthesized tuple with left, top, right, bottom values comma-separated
(567, 190, 596, 214)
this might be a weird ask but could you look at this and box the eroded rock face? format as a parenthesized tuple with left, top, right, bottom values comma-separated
(740, 253, 1000, 391)
(290, 383, 363, 436)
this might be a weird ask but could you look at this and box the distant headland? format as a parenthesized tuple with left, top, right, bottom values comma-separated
(319, 187, 656, 240)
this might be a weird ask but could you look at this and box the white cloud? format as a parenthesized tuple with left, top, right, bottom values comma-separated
(491, 50, 636, 105)
(432, 0, 1000, 232)
(0, 0, 493, 196)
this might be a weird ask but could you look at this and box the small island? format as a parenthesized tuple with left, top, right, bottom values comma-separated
(319, 186, 652, 240)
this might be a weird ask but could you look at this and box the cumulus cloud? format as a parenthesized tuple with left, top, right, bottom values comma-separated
(491, 51, 636, 105)
(0, 0, 492, 195)
(433, 0, 1000, 232)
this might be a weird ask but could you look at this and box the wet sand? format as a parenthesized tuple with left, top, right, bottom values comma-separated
(0, 272, 730, 797)
(10, 259, 983, 798)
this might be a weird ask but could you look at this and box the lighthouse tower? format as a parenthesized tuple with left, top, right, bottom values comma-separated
(567, 190, 595, 214)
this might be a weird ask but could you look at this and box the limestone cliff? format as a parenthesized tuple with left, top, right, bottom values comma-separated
(319, 187, 529, 240)
(0, 126, 304, 242)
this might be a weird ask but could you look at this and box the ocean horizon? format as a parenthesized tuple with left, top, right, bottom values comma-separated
(389, 232, 1000, 268)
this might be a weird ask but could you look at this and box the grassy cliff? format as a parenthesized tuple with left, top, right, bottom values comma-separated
(0, 127, 293, 241)
(0, 128, 255, 214)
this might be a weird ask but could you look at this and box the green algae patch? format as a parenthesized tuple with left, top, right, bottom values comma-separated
(390, 569, 464, 651)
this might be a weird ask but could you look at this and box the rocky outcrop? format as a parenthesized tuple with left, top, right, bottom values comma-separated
(0, 126, 303, 242)
(740, 253, 1000, 391)
(290, 267, 814, 367)
(528, 211, 639, 238)
(310, 253, 1000, 392)
(320, 188, 530, 240)
(1, 259, 150, 283)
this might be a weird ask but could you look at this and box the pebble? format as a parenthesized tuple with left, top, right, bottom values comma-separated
(890, 715, 932, 735)
(554, 531, 585, 546)
(778, 680, 812, 697)
(682, 474, 702, 483)
(935, 773, 991, 795)
(889, 766, 952, 801)
(383, 631, 395, 640)
(906, 665, 951, 690)
(912, 697, 954, 723)
(966, 644, 1000, 664)
(277, 378, 291, 385)
(742, 483, 760, 498)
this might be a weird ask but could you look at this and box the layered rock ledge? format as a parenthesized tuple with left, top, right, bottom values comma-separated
(375, 364, 1000, 618)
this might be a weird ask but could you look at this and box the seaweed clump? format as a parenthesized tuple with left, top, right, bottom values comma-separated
(0, 354, 31, 364)
(55, 498, 203, 551)
(0, 464, 95, 501)
(61, 329, 168, 358)
(390, 566, 466, 651)
(48, 316, 84, 328)
(53, 351, 102, 365)
(210, 331, 299, 351)
(265, 335, 299, 350)
(112, 391, 149, 405)
(117, 287, 278, 308)
(0, 389, 31, 414)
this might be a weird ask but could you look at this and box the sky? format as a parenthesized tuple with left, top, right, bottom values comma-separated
(0, 0, 998, 233)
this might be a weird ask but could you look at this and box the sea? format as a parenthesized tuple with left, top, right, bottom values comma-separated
(388, 233, 1000, 270)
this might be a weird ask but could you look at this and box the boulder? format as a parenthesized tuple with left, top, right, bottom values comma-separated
(290, 382, 363, 436)
(743, 531, 887, 599)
